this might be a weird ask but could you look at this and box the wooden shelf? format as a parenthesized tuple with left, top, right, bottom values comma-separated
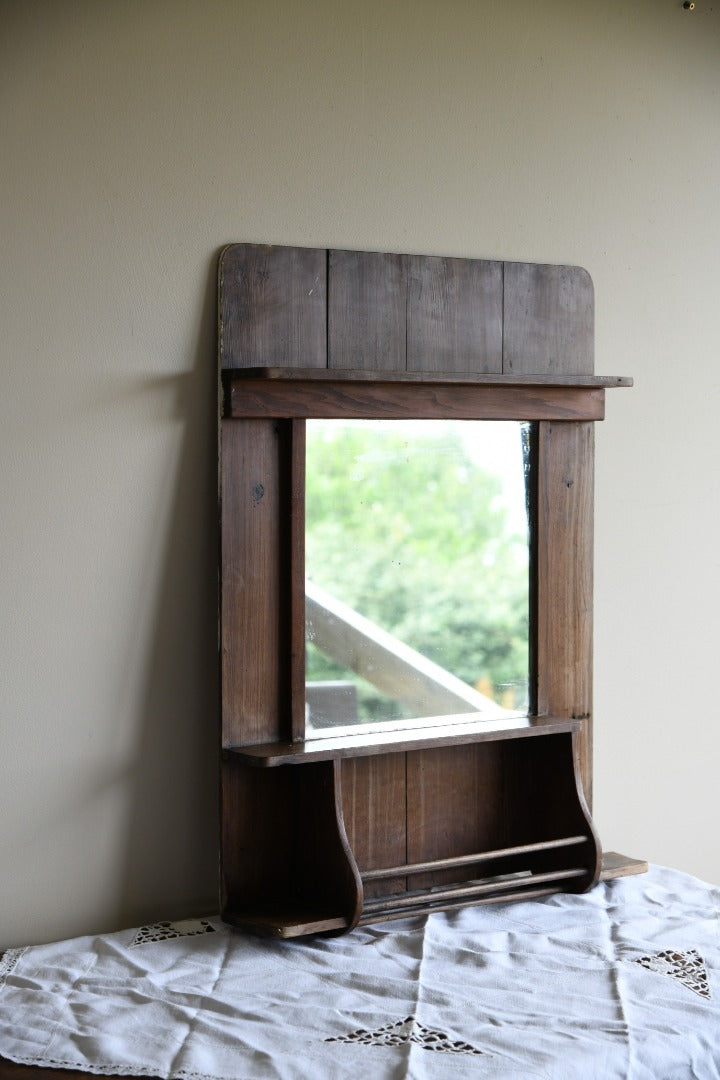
(226, 715, 582, 767)
(600, 851, 649, 880)
(221, 847, 645, 939)
(223, 908, 352, 939)
(221, 729, 602, 939)
(224, 366, 633, 387)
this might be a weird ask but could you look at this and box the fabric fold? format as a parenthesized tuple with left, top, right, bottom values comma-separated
(0, 868, 718, 1079)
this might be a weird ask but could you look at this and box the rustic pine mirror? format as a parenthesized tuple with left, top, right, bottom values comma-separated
(219, 245, 636, 938)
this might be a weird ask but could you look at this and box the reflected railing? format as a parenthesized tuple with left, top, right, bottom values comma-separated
(305, 580, 513, 739)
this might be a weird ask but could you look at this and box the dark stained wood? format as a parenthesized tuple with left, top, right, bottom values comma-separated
(503, 262, 594, 375)
(225, 366, 631, 387)
(229, 715, 582, 766)
(341, 754, 407, 899)
(356, 885, 563, 924)
(222, 758, 362, 938)
(407, 743, 509, 889)
(407, 255, 502, 372)
(535, 422, 595, 803)
(362, 867, 587, 913)
(219, 244, 326, 369)
(299, 759, 363, 931)
(503, 732, 601, 886)
(220, 757, 295, 913)
(221, 419, 285, 746)
(362, 835, 590, 880)
(227, 378, 606, 421)
(217, 244, 639, 937)
(328, 249, 407, 370)
(406, 734, 598, 896)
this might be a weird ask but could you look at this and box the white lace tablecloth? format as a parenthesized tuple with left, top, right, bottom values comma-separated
(1, 865, 718, 1079)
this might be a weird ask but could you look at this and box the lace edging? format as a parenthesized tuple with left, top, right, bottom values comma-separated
(0, 948, 26, 989)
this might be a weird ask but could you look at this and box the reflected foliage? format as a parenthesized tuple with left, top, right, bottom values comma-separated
(306, 422, 529, 720)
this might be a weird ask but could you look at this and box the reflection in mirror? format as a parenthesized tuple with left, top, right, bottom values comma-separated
(305, 419, 531, 739)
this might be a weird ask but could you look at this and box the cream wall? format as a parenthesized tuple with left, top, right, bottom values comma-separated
(2, 0, 719, 948)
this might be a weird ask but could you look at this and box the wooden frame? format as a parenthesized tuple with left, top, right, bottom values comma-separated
(218, 244, 636, 938)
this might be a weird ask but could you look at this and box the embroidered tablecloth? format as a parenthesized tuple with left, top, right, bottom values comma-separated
(1, 865, 718, 1079)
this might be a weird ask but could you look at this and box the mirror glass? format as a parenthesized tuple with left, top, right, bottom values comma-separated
(305, 419, 531, 739)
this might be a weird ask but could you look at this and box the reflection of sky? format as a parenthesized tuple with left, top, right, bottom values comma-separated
(309, 419, 528, 535)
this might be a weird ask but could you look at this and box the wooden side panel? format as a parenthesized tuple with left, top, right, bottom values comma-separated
(219, 243, 326, 369)
(503, 263, 594, 376)
(221, 419, 286, 746)
(407, 256, 503, 373)
(505, 734, 599, 880)
(328, 249, 407, 370)
(406, 744, 508, 889)
(220, 758, 294, 911)
(341, 754, 407, 898)
(536, 421, 594, 802)
(221, 758, 362, 931)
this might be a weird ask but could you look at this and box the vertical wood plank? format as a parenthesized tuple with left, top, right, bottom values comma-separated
(296, 760, 363, 926)
(220, 759, 294, 910)
(341, 754, 407, 898)
(503, 733, 600, 884)
(503, 263, 594, 375)
(219, 243, 327, 369)
(407, 256, 502, 373)
(535, 421, 594, 803)
(328, 249, 407, 370)
(221, 759, 363, 928)
(406, 744, 508, 888)
(221, 419, 285, 746)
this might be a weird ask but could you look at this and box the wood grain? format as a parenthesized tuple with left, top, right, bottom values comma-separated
(407, 255, 502, 372)
(230, 715, 581, 766)
(222, 758, 362, 936)
(341, 754, 407, 898)
(225, 368, 629, 387)
(503, 262, 594, 375)
(221, 419, 286, 746)
(328, 249, 407, 370)
(536, 422, 595, 801)
(217, 244, 639, 935)
(227, 378, 606, 421)
(406, 743, 508, 889)
(219, 243, 326, 369)
(600, 852, 649, 879)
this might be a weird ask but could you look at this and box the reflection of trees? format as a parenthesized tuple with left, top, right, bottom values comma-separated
(306, 423, 529, 719)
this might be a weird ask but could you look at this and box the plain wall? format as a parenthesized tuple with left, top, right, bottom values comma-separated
(2, 0, 719, 948)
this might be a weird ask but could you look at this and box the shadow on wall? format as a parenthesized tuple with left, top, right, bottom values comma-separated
(115, 254, 221, 928)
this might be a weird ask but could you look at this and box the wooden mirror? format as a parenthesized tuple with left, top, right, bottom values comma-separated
(218, 245, 635, 938)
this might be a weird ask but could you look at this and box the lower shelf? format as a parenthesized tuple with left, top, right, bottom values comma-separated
(223, 851, 647, 939)
(224, 908, 352, 939)
(221, 727, 638, 939)
(599, 851, 649, 880)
